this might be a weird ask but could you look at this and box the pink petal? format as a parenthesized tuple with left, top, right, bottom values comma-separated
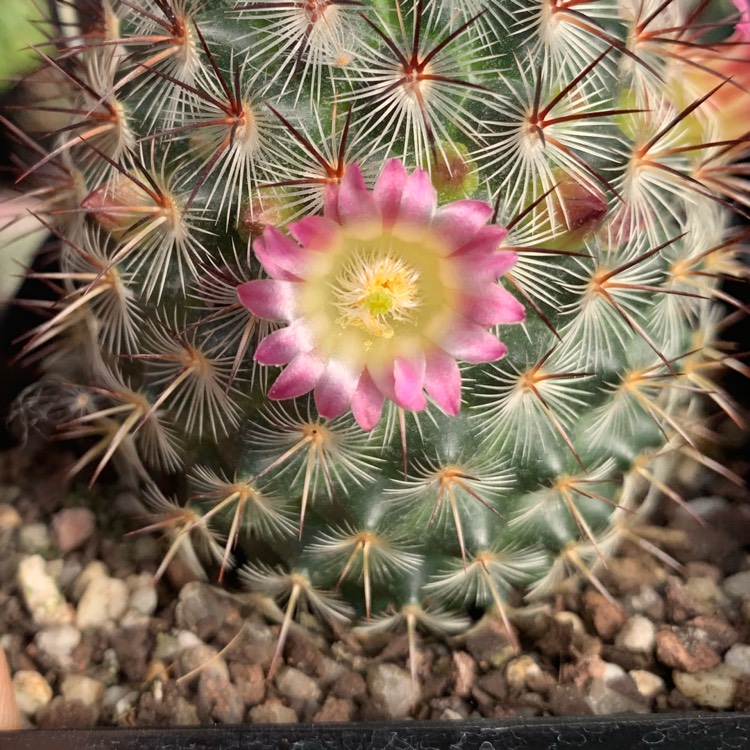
(437, 316, 508, 364)
(450, 225, 509, 258)
(237, 279, 298, 321)
(432, 200, 494, 250)
(254, 322, 313, 365)
(268, 353, 324, 400)
(255, 227, 308, 280)
(324, 183, 341, 223)
(397, 168, 436, 226)
(352, 370, 384, 431)
(424, 349, 461, 416)
(452, 248, 517, 284)
(314, 359, 361, 419)
(336, 164, 379, 227)
(393, 354, 427, 411)
(458, 285, 525, 326)
(288, 216, 339, 251)
(374, 159, 408, 229)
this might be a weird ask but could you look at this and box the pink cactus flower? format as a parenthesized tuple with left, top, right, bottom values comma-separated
(237, 160, 523, 431)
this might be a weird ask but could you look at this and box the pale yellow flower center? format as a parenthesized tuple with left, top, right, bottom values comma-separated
(331, 252, 422, 338)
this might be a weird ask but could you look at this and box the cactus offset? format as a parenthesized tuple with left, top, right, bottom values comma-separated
(5, 0, 750, 679)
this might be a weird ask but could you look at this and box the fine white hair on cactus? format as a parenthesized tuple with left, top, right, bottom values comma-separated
(471, 348, 594, 464)
(340, 0, 496, 169)
(134, 316, 242, 439)
(189, 465, 296, 580)
(475, 52, 626, 218)
(557, 229, 668, 370)
(425, 543, 549, 651)
(26, 224, 142, 356)
(84, 147, 212, 301)
(232, 0, 362, 103)
(307, 523, 423, 620)
(509, 0, 620, 86)
(143, 44, 279, 226)
(110, 0, 209, 130)
(137, 482, 227, 583)
(386, 455, 512, 566)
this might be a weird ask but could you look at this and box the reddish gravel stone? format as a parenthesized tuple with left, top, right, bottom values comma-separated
(655, 627, 721, 672)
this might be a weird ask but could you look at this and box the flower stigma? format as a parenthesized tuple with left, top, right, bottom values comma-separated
(331, 250, 422, 339)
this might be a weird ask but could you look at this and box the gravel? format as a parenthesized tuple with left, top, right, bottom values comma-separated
(1, 442, 750, 727)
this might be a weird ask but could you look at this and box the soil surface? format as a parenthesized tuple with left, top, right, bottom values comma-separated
(1, 440, 750, 728)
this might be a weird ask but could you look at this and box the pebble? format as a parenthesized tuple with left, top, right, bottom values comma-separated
(129, 586, 158, 617)
(229, 662, 265, 706)
(655, 626, 721, 672)
(12, 670, 53, 715)
(0, 503, 21, 531)
(615, 615, 656, 654)
(175, 582, 239, 641)
(312, 696, 352, 722)
(723, 570, 750, 599)
(331, 670, 367, 701)
(179, 643, 229, 682)
(276, 666, 322, 703)
(367, 663, 417, 719)
(685, 576, 728, 616)
(506, 655, 542, 691)
(629, 670, 665, 700)
(248, 700, 298, 723)
(673, 665, 739, 709)
(19, 523, 53, 554)
(452, 651, 476, 698)
(34, 625, 81, 669)
(61, 675, 105, 718)
(72, 561, 109, 601)
(76, 576, 130, 629)
(52, 507, 95, 553)
(197, 672, 245, 724)
(725, 643, 750, 674)
(17, 554, 73, 626)
(585, 677, 649, 715)
(582, 591, 626, 640)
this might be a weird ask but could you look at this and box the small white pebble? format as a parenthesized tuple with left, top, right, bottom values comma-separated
(17, 555, 73, 626)
(725, 643, 750, 675)
(34, 625, 81, 669)
(12, 670, 53, 715)
(19, 523, 52, 554)
(629, 670, 665, 699)
(615, 615, 656, 654)
(76, 576, 129, 629)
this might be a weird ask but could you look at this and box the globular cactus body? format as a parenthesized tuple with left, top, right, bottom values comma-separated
(6, 0, 750, 664)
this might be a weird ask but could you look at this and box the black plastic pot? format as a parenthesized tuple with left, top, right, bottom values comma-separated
(3, 714, 750, 749)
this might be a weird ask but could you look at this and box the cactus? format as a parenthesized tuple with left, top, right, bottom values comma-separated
(5, 0, 749, 682)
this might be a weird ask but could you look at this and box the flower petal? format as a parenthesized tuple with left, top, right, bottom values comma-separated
(452, 250, 517, 289)
(433, 200, 494, 250)
(458, 284, 525, 326)
(255, 227, 308, 280)
(374, 159, 408, 229)
(288, 216, 339, 251)
(254, 322, 313, 365)
(336, 164, 379, 227)
(424, 349, 461, 416)
(393, 353, 427, 411)
(314, 359, 361, 419)
(398, 168, 436, 226)
(449, 225, 509, 258)
(352, 370, 384, 431)
(436, 315, 508, 364)
(268, 353, 324, 400)
(237, 279, 298, 321)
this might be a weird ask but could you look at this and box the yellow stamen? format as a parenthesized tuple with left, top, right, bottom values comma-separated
(331, 251, 421, 338)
